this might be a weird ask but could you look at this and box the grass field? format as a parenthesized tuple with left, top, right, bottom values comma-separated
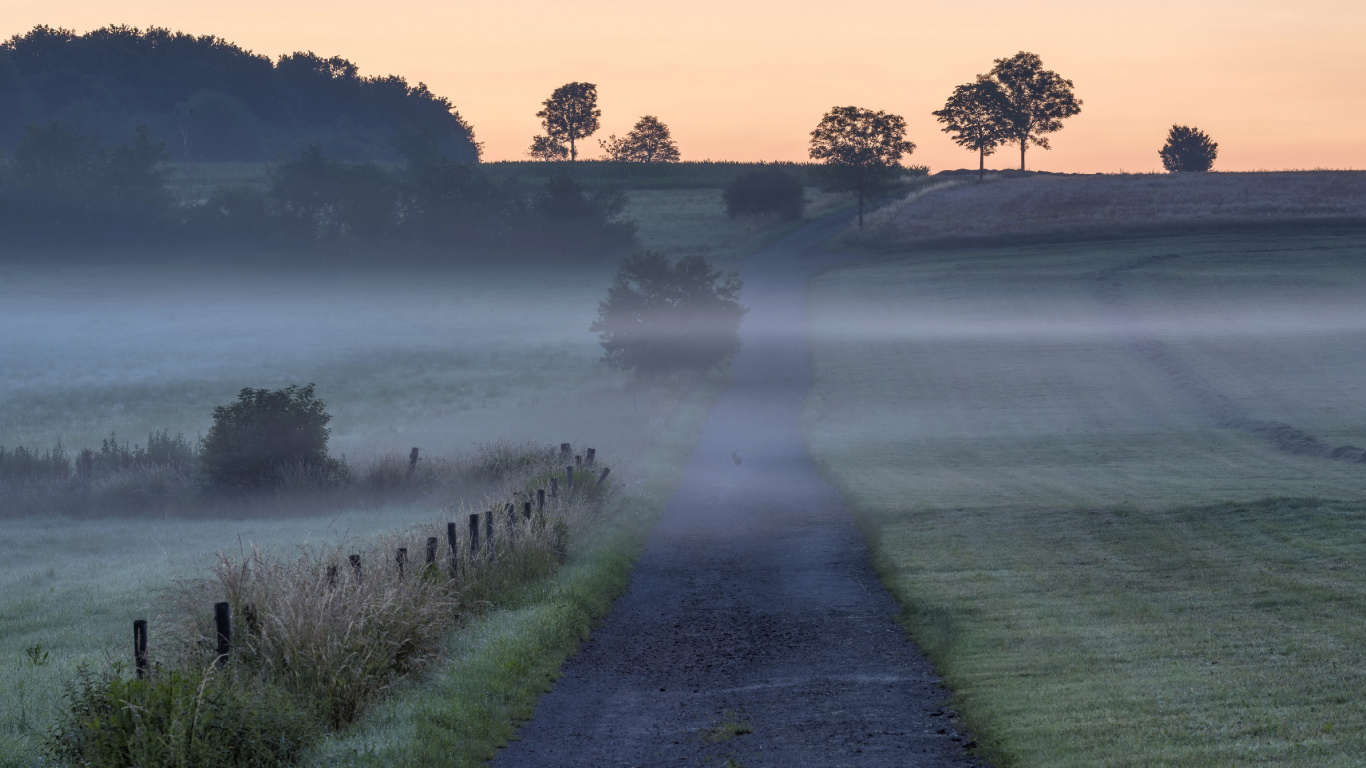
(0, 186, 795, 766)
(805, 231, 1366, 766)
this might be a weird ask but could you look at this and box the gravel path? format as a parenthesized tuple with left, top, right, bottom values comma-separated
(492, 212, 985, 767)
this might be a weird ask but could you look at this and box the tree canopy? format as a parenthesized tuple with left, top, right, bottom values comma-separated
(591, 251, 747, 376)
(933, 77, 1010, 177)
(988, 52, 1082, 171)
(598, 115, 681, 162)
(0, 25, 480, 162)
(808, 106, 915, 227)
(531, 82, 601, 162)
(1159, 125, 1218, 172)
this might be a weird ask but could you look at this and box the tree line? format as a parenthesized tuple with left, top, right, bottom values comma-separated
(0, 25, 481, 163)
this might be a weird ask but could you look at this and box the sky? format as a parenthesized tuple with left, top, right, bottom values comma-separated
(5, 0, 1364, 172)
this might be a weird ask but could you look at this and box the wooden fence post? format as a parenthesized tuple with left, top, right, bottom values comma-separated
(426, 536, 438, 566)
(486, 511, 494, 549)
(523, 500, 532, 519)
(349, 554, 363, 582)
(214, 602, 232, 667)
(447, 522, 459, 576)
(469, 514, 480, 554)
(408, 447, 420, 476)
(133, 619, 149, 679)
(507, 503, 516, 532)
(566, 466, 574, 490)
(598, 467, 611, 485)
(396, 547, 407, 580)
(550, 478, 558, 498)
(586, 448, 595, 466)
(560, 442, 571, 457)
(327, 565, 338, 587)
(537, 488, 545, 511)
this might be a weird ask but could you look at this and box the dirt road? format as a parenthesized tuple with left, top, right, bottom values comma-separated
(492, 213, 984, 767)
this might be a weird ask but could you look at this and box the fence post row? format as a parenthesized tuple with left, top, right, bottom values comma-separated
(214, 602, 232, 667)
(133, 619, 149, 679)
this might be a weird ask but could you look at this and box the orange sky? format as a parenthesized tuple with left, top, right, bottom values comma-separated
(6, 0, 1363, 171)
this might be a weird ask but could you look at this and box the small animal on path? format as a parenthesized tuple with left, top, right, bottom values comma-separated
(732, 451, 742, 466)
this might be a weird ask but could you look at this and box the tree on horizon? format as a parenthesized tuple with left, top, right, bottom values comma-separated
(933, 76, 1010, 178)
(987, 52, 1082, 171)
(598, 115, 681, 162)
(1159, 125, 1218, 172)
(532, 82, 601, 162)
(808, 106, 915, 228)
(528, 134, 569, 161)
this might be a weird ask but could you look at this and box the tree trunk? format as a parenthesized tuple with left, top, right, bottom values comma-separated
(979, 147, 985, 179)
(1020, 139, 1027, 171)
(570, 135, 577, 162)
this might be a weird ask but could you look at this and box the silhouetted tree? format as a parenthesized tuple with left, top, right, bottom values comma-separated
(808, 106, 915, 228)
(528, 134, 568, 161)
(599, 115, 681, 162)
(933, 77, 1010, 178)
(1159, 125, 1218, 172)
(591, 251, 747, 376)
(534, 82, 601, 162)
(988, 52, 1082, 170)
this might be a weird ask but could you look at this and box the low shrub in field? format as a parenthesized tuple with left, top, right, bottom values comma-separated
(48, 664, 316, 768)
(723, 167, 805, 222)
(200, 384, 347, 490)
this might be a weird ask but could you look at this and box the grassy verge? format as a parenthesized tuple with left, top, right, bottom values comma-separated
(804, 232, 1366, 766)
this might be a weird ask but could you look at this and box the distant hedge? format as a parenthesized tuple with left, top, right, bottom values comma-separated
(723, 167, 805, 221)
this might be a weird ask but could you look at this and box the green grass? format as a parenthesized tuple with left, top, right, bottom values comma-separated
(805, 231, 1366, 766)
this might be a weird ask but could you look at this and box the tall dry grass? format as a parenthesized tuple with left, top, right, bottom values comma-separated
(167, 443, 606, 728)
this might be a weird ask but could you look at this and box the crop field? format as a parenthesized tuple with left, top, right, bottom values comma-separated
(805, 230, 1366, 766)
(0, 186, 791, 766)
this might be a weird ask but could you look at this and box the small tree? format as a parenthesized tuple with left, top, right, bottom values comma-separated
(598, 115, 681, 162)
(808, 106, 915, 227)
(527, 134, 568, 161)
(1160, 125, 1218, 172)
(591, 251, 747, 376)
(200, 384, 343, 488)
(933, 77, 1010, 178)
(723, 167, 804, 221)
(533, 82, 601, 162)
(988, 52, 1082, 171)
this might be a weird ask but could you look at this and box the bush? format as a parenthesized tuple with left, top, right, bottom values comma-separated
(591, 251, 748, 376)
(199, 384, 345, 489)
(48, 665, 316, 768)
(723, 166, 805, 221)
(1160, 125, 1218, 172)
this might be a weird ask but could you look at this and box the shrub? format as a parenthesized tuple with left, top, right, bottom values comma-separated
(199, 384, 345, 489)
(48, 664, 316, 768)
(1160, 125, 1218, 172)
(723, 166, 805, 221)
(591, 251, 747, 376)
